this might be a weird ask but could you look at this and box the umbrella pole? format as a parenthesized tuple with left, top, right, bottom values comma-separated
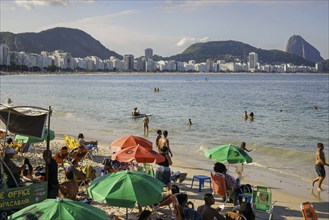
(46, 106, 52, 151)
(126, 208, 128, 220)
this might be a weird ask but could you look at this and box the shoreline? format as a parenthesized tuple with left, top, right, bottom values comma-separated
(1, 71, 329, 76)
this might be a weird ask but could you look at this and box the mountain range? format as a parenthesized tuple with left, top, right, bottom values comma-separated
(0, 27, 326, 67)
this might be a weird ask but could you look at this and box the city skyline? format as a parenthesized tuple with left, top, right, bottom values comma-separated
(1, 0, 328, 59)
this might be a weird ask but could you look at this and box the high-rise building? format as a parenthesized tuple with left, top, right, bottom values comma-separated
(123, 54, 134, 71)
(0, 44, 10, 65)
(145, 48, 153, 59)
(248, 52, 258, 72)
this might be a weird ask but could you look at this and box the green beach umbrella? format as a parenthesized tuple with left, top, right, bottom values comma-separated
(15, 129, 55, 143)
(87, 170, 163, 208)
(8, 198, 108, 220)
(205, 144, 253, 164)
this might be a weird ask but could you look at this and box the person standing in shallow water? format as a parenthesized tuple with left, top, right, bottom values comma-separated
(311, 143, 329, 191)
(143, 114, 149, 136)
(249, 112, 254, 121)
(243, 111, 248, 120)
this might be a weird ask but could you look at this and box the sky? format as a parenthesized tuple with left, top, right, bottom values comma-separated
(0, 0, 328, 59)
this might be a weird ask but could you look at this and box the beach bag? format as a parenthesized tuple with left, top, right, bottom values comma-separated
(34, 166, 46, 176)
(239, 202, 255, 220)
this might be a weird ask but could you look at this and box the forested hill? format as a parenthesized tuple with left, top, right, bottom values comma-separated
(168, 40, 315, 66)
(0, 27, 122, 59)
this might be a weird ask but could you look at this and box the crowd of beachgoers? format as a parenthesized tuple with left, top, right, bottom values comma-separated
(1, 129, 328, 219)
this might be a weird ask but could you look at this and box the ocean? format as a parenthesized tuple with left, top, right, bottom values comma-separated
(1, 73, 328, 183)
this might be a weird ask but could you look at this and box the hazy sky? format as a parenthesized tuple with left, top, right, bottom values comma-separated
(1, 0, 328, 59)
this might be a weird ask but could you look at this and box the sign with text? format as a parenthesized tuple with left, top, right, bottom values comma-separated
(0, 182, 47, 211)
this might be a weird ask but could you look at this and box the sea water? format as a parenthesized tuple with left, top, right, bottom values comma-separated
(1, 73, 328, 182)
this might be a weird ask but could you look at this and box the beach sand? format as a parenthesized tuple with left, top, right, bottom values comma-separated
(16, 140, 329, 220)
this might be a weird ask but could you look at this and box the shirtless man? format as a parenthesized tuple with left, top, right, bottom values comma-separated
(143, 115, 149, 135)
(158, 130, 173, 165)
(59, 170, 78, 200)
(311, 143, 329, 191)
(197, 193, 225, 220)
(155, 130, 162, 153)
(240, 142, 253, 152)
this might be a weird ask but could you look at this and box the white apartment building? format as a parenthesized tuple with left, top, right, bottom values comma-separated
(0, 44, 10, 65)
(103, 59, 114, 71)
(10, 51, 22, 66)
(206, 59, 214, 72)
(248, 52, 258, 72)
(89, 56, 104, 70)
(135, 58, 145, 71)
(176, 61, 185, 72)
(52, 50, 74, 69)
(75, 58, 88, 70)
(184, 63, 195, 71)
(29, 53, 43, 68)
(195, 63, 207, 72)
(145, 48, 153, 59)
(111, 57, 124, 71)
(145, 60, 156, 72)
(123, 54, 134, 71)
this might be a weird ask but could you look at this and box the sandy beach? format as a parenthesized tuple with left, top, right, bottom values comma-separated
(13, 138, 328, 220)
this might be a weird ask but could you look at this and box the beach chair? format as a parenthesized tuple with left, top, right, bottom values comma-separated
(211, 172, 233, 205)
(300, 202, 318, 220)
(252, 186, 276, 220)
(64, 135, 79, 152)
(172, 194, 183, 220)
(65, 135, 94, 161)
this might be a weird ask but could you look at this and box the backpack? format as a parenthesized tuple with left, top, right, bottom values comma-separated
(238, 184, 252, 194)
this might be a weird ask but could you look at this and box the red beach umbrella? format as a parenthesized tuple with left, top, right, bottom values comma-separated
(109, 135, 153, 153)
(112, 145, 165, 163)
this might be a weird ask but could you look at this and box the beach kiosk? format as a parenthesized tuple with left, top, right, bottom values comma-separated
(0, 105, 51, 218)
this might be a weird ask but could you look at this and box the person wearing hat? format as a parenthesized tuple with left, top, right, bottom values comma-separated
(3, 147, 24, 187)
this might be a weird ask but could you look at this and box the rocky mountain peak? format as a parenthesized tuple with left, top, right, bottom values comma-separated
(285, 35, 323, 63)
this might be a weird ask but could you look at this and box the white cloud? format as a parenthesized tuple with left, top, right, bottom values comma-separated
(37, 11, 178, 57)
(176, 37, 209, 47)
(15, 0, 95, 9)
